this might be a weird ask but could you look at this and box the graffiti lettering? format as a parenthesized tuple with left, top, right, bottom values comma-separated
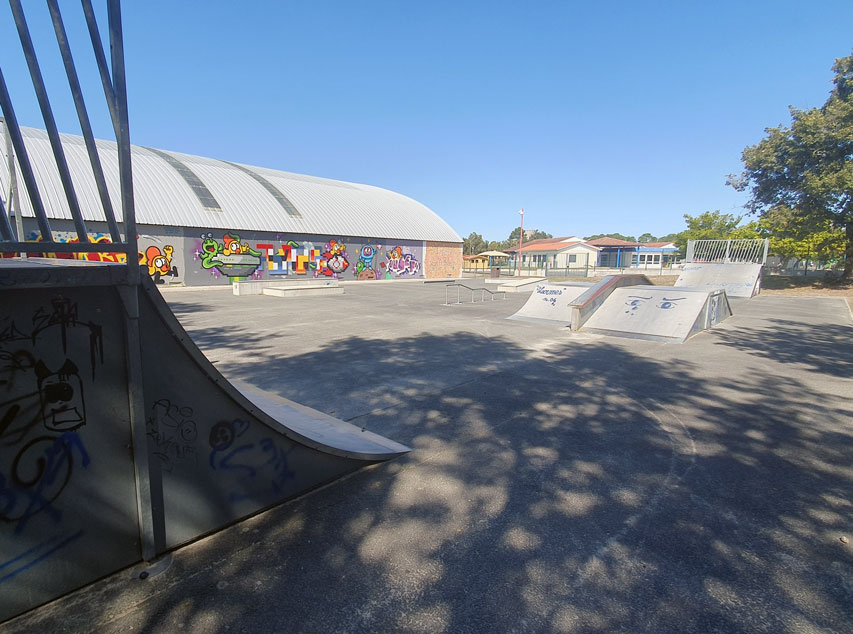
(385, 246, 420, 276)
(147, 399, 198, 473)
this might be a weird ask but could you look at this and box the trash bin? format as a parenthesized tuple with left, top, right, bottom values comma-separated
(490, 266, 500, 278)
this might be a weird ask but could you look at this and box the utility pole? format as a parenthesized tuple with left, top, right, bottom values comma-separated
(517, 208, 524, 277)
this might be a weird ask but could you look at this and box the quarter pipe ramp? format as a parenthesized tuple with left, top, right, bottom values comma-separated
(0, 260, 409, 621)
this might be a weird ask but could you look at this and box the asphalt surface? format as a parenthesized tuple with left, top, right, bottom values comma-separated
(3, 280, 852, 634)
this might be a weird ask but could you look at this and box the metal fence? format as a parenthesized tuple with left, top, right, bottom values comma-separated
(685, 239, 769, 264)
(0, 0, 137, 283)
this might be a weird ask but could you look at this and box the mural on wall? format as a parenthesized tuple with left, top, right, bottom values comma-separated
(26, 231, 126, 263)
(316, 240, 350, 278)
(354, 244, 380, 280)
(385, 246, 420, 277)
(186, 232, 426, 284)
(139, 245, 179, 284)
(256, 240, 322, 277)
(197, 232, 263, 279)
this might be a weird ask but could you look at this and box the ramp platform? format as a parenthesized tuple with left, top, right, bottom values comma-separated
(675, 263, 763, 298)
(0, 260, 408, 622)
(506, 282, 592, 325)
(581, 285, 732, 343)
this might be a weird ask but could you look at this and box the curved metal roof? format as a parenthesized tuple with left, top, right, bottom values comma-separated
(0, 125, 461, 243)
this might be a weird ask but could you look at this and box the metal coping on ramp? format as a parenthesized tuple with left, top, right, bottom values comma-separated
(507, 282, 592, 325)
(566, 274, 654, 331)
(675, 262, 763, 298)
(581, 284, 732, 343)
(0, 259, 409, 623)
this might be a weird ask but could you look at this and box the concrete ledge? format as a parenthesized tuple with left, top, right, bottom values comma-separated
(497, 277, 547, 293)
(262, 286, 345, 297)
(234, 278, 338, 296)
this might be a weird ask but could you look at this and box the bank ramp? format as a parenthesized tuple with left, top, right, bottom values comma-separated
(0, 260, 409, 622)
(675, 263, 763, 298)
(506, 282, 593, 325)
(581, 285, 732, 343)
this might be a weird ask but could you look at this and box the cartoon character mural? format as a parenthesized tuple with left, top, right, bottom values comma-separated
(355, 244, 380, 280)
(317, 240, 350, 278)
(385, 246, 420, 277)
(139, 245, 179, 284)
(198, 232, 262, 279)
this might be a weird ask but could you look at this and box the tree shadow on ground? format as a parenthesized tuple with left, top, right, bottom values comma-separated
(3, 317, 852, 634)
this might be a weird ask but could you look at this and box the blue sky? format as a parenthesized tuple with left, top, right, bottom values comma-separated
(2, 1, 852, 243)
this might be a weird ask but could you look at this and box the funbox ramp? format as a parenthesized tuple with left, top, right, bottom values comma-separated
(0, 261, 409, 622)
(506, 282, 593, 325)
(674, 262, 763, 298)
(581, 285, 732, 343)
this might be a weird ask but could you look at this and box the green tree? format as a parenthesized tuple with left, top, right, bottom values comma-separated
(676, 210, 744, 250)
(463, 232, 487, 255)
(507, 227, 552, 244)
(583, 232, 637, 242)
(637, 233, 656, 243)
(728, 53, 853, 277)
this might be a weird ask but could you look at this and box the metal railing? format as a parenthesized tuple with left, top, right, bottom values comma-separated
(444, 283, 506, 305)
(686, 239, 769, 264)
(0, 0, 137, 283)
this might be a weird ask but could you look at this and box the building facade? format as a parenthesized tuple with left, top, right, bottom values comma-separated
(1, 126, 463, 285)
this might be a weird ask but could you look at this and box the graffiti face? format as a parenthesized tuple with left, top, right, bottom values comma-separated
(657, 297, 686, 310)
(198, 233, 262, 279)
(35, 359, 86, 432)
(142, 245, 179, 283)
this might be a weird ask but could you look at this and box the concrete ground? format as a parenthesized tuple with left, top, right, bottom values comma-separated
(3, 281, 852, 634)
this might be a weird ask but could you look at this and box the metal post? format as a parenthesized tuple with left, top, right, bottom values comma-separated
(3, 118, 23, 248)
(517, 208, 524, 277)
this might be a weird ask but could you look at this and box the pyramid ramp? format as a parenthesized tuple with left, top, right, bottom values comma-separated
(581, 285, 732, 343)
(507, 282, 593, 325)
(0, 260, 408, 622)
(675, 263, 762, 298)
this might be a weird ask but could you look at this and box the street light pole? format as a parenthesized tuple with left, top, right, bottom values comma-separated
(517, 207, 524, 277)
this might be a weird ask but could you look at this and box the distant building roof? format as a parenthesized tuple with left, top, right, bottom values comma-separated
(506, 236, 598, 253)
(1, 125, 462, 243)
(587, 237, 676, 249)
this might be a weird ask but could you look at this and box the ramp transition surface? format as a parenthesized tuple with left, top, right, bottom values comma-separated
(581, 285, 732, 343)
(0, 260, 408, 622)
(506, 282, 593, 325)
(675, 262, 762, 298)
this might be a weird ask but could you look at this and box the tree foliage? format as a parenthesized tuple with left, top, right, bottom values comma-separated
(583, 232, 637, 242)
(507, 227, 552, 244)
(729, 52, 853, 276)
(463, 232, 487, 255)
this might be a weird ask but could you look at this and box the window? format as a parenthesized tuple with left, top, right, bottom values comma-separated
(568, 254, 577, 263)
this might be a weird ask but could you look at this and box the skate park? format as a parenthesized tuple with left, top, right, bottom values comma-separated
(3, 274, 851, 633)
(1, 3, 852, 633)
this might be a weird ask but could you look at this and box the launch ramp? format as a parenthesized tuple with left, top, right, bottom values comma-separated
(675, 263, 763, 298)
(581, 285, 732, 343)
(0, 260, 409, 622)
(506, 282, 593, 325)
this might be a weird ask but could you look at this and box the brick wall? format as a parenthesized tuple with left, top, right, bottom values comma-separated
(425, 241, 462, 278)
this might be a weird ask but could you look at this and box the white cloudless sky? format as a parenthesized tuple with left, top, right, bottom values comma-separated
(2, 0, 851, 242)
